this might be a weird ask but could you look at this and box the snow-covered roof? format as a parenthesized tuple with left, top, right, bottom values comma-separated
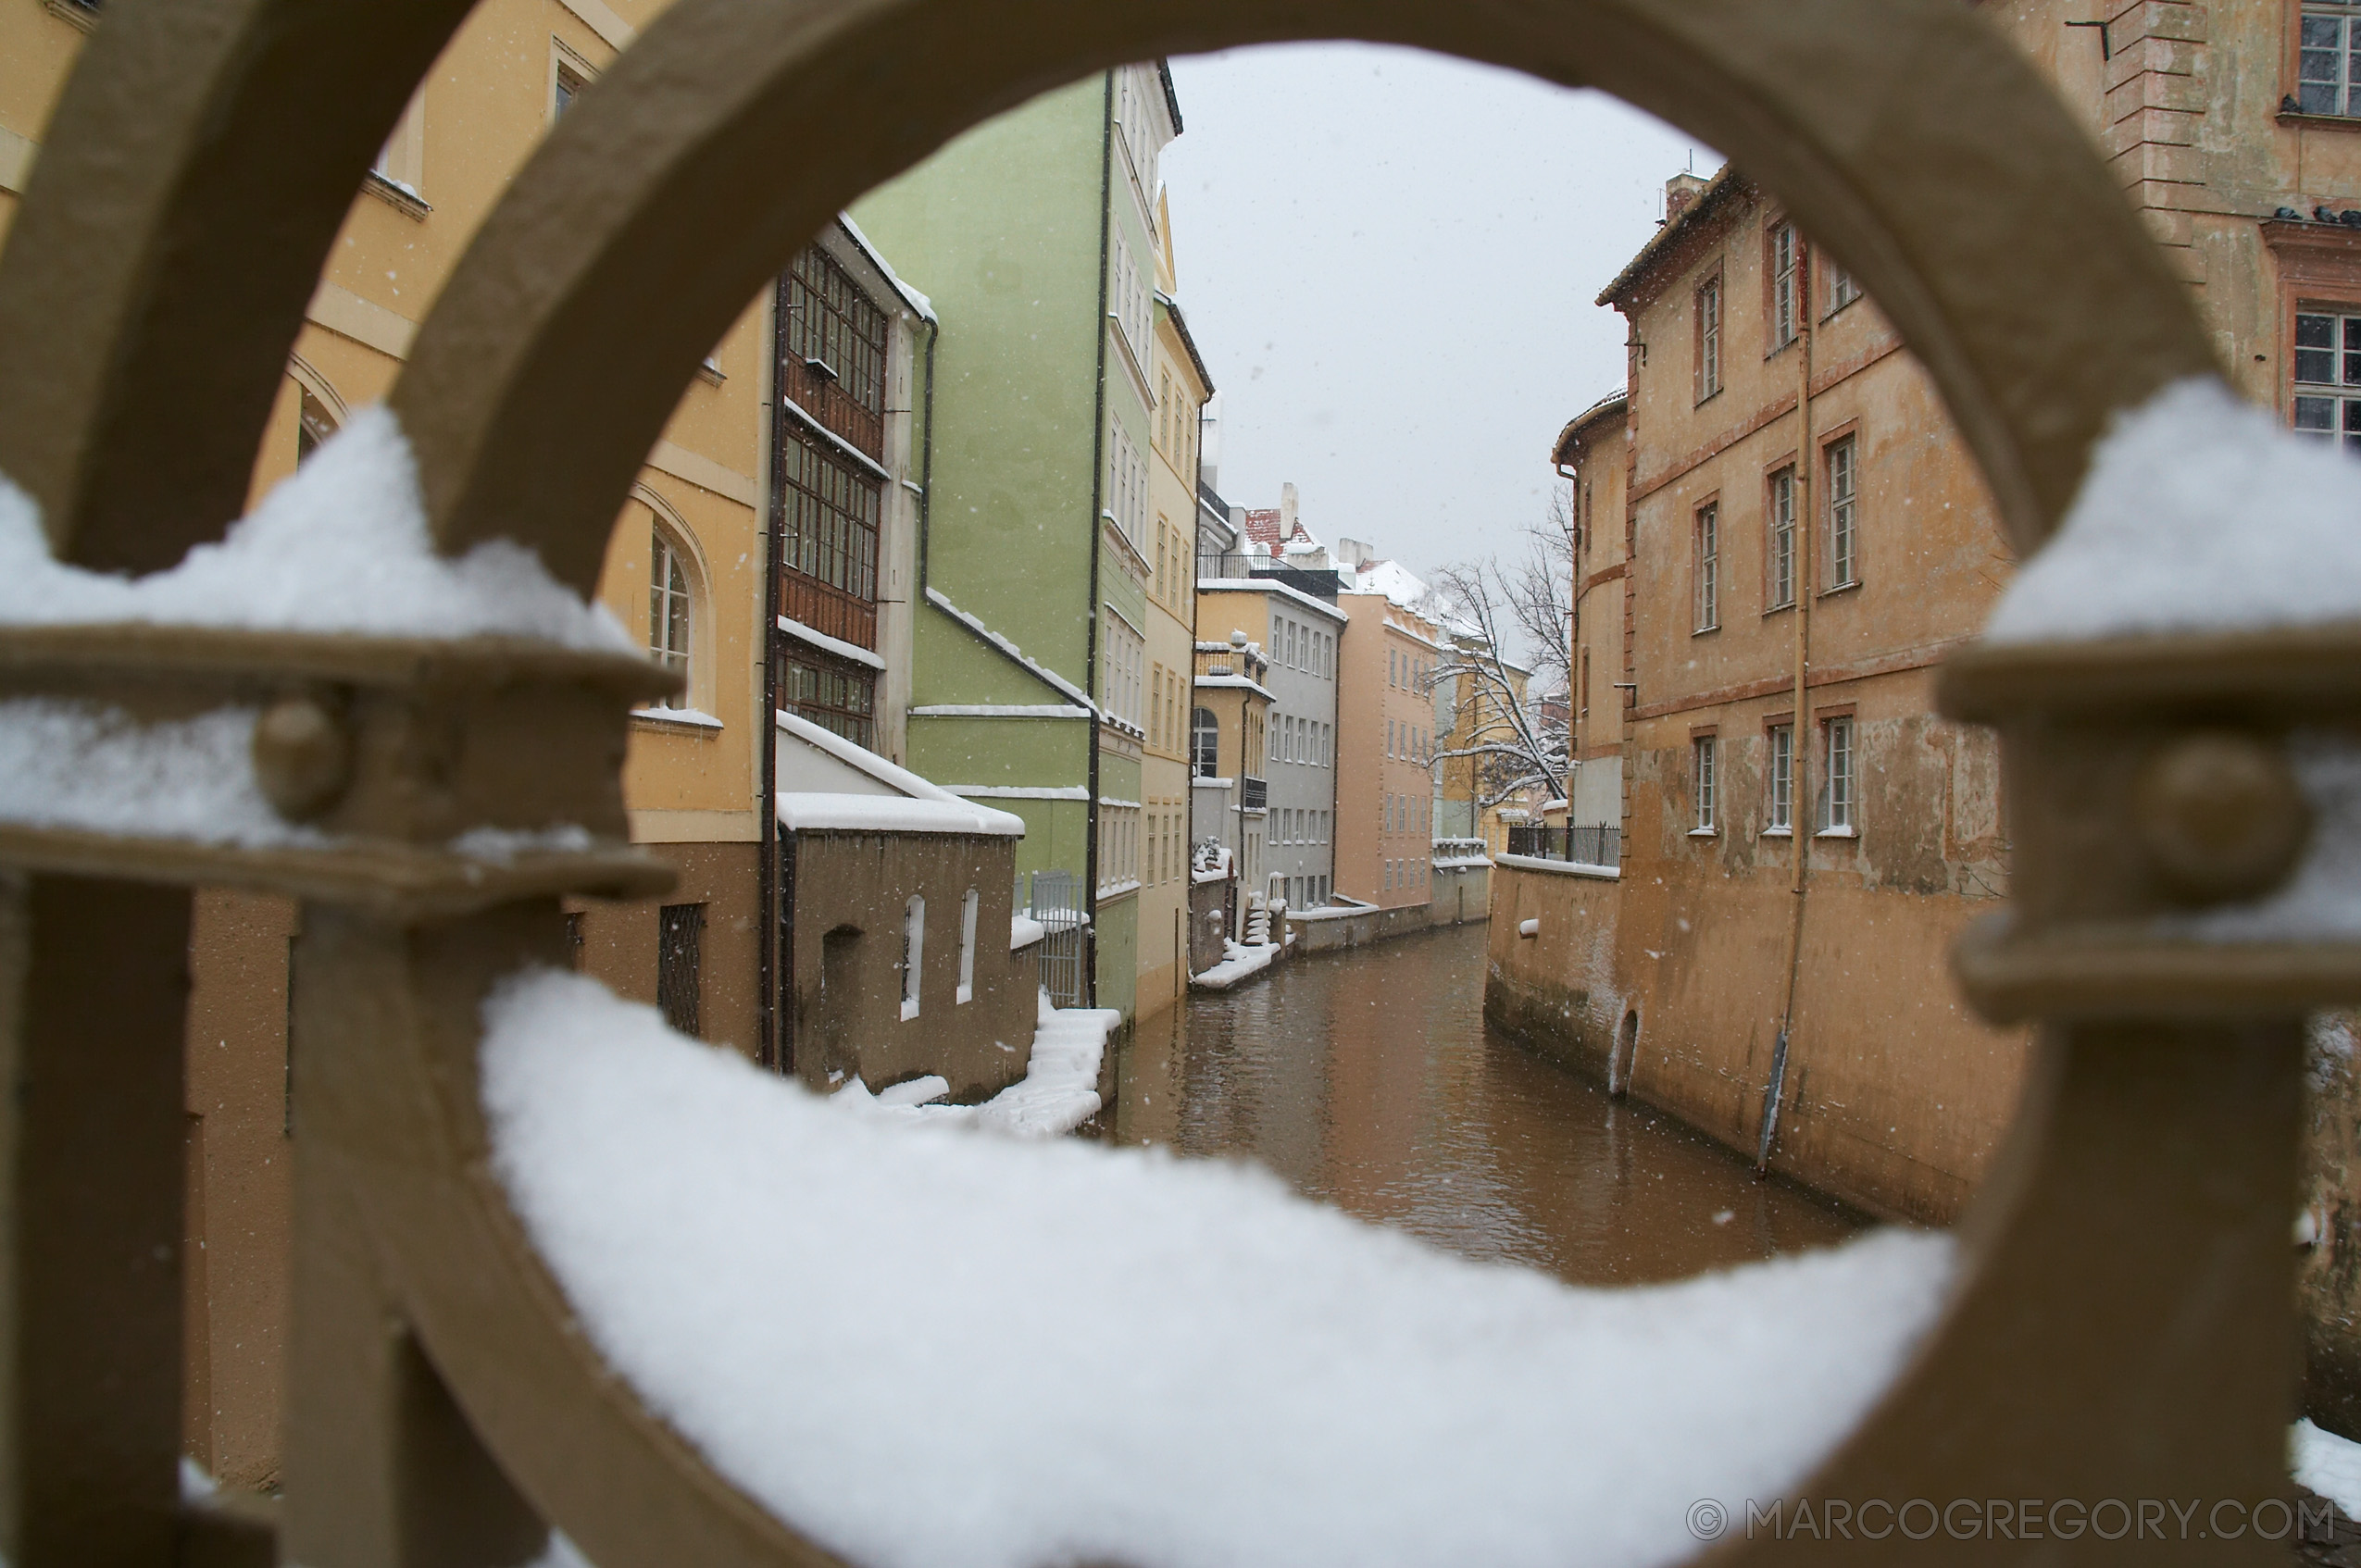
(775, 711, 1023, 837)
(1347, 558, 1433, 614)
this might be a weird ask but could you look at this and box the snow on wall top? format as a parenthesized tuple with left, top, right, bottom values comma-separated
(0, 406, 631, 651)
(1987, 378, 2361, 644)
(483, 967, 1955, 1568)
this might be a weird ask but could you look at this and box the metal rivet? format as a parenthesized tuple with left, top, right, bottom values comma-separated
(2132, 731, 2311, 905)
(253, 694, 353, 822)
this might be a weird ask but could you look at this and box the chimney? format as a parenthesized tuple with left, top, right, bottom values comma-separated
(1665, 171, 1709, 223)
(1280, 481, 1298, 541)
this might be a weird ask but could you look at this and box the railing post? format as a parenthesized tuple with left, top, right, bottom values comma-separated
(0, 877, 189, 1567)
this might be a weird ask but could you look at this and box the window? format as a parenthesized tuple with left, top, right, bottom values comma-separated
(1768, 467, 1796, 610)
(1193, 708, 1219, 778)
(1693, 737, 1718, 833)
(1770, 222, 1800, 348)
(1826, 435, 1859, 588)
(1098, 803, 1141, 894)
(1107, 422, 1149, 547)
(1825, 260, 1862, 316)
(1693, 502, 1719, 630)
(1111, 235, 1151, 365)
(2294, 311, 2361, 451)
(781, 243, 891, 457)
(2302, 4, 2361, 117)
(657, 904, 703, 1038)
(1695, 274, 1723, 401)
(296, 388, 337, 467)
(1818, 717, 1856, 834)
(1103, 608, 1144, 730)
(554, 60, 587, 119)
(650, 527, 693, 683)
(956, 889, 979, 1005)
(781, 647, 877, 749)
(900, 896, 925, 1021)
(778, 427, 882, 647)
(1767, 725, 1794, 833)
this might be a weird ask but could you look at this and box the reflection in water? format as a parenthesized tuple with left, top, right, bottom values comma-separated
(1104, 923, 1866, 1288)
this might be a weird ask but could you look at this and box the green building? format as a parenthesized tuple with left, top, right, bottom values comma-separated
(851, 65, 1180, 1023)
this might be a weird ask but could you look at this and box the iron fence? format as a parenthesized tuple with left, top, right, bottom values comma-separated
(1018, 869, 1089, 1008)
(1195, 554, 1343, 599)
(1505, 823, 1620, 868)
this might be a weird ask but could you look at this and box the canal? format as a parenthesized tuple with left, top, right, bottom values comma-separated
(1101, 921, 1866, 1288)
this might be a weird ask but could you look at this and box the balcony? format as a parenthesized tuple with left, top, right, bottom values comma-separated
(1196, 554, 1343, 602)
(1505, 823, 1619, 869)
(1242, 776, 1268, 812)
(780, 570, 878, 652)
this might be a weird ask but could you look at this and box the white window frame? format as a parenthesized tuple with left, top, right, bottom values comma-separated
(1767, 725, 1794, 834)
(1818, 717, 1856, 836)
(1692, 737, 1718, 834)
(2302, 5, 2361, 118)
(1826, 435, 1859, 589)
(1768, 467, 1796, 610)
(1696, 274, 1723, 402)
(900, 895, 925, 1022)
(2294, 309, 2361, 451)
(1771, 222, 1800, 348)
(956, 889, 979, 1005)
(1694, 502, 1719, 631)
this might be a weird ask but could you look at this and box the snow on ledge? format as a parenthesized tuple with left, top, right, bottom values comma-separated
(0, 701, 326, 848)
(0, 407, 630, 650)
(481, 967, 1954, 1568)
(1010, 915, 1048, 951)
(1192, 939, 1280, 990)
(1988, 378, 2361, 645)
(1494, 852, 1619, 881)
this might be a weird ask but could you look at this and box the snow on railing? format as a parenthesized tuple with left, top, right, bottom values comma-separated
(0, 407, 627, 647)
(482, 967, 1955, 1568)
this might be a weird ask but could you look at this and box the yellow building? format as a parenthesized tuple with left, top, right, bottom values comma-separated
(1143, 196, 1214, 1010)
(0, 0, 769, 1487)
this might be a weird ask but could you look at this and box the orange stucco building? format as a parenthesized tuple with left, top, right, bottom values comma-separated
(1333, 589, 1443, 911)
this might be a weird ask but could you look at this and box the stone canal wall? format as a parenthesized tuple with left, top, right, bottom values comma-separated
(1484, 858, 2029, 1226)
(1292, 862, 1490, 953)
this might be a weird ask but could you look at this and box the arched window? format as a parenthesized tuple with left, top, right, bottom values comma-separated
(899, 895, 925, 1022)
(1191, 707, 1219, 778)
(649, 525, 693, 687)
(956, 889, 979, 1006)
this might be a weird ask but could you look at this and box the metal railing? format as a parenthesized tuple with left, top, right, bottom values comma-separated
(1506, 823, 1620, 868)
(1195, 554, 1343, 600)
(1018, 869, 1088, 1009)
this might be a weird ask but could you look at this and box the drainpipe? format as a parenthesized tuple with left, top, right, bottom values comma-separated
(1555, 458, 1580, 804)
(1760, 258, 1815, 1175)
(756, 277, 783, 1072)
(1081, 69, 1116, 1006)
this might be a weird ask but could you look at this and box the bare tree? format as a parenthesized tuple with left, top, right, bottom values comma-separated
(1428, 484, 1573, 809)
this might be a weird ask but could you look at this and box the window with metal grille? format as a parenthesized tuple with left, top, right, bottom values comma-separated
(780, 243, 888, 457)
(1768, 467, 1797, 609)
(1693, 502, 1719, 630)
(2294, 311, 2361, 451)
(1693, 737, 1718, 833)
(778, 427, 881, 648)
(1826, 435, 1859, 587)
(900, 896, 925, 1022)
(2303, 4, 2361, 116)
(780, 646, 876, 750)
(656, 903, 704, 1038)
(650, 527, 692, 684)
(1695, 275, 1723, 401)
(1818, 717, 1855, 834)
(1770, 222, 1800, 347)
(1767, 725, 1794, 833)
(1192, 708, 1219, 778)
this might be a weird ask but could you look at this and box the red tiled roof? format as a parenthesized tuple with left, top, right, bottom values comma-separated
(1240, 509, 1283, 549)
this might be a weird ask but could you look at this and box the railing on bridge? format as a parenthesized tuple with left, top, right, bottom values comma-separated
(1505, 823, 1621, 869)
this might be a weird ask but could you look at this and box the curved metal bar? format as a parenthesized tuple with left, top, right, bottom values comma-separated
(393, 0, 2215, 597)
(0, 0, 478, 573)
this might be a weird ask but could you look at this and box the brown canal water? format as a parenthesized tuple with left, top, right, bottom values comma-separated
(1100, 921, 1868, 1288)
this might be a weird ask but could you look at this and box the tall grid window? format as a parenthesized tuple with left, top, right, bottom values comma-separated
(1825, 262, 1862, 315)
(900, 896, 925, 1021)
(1103, 609, 1144, 730)
(650, 528, 692, 684)
(1770, 222, 1801, 347)
(1193, 708, 1219, 778)
(1818, 717, 1856, 834)
(956, 889, 979, 1005)
(1692, 737, 1718, 833)
(781, 243, 889, 455)
(1768, 467, 1797, 609)
(1826, 435, 1860, 587)
(657, 903, 703, 1038)
(781, 648, 876, 750)
(1768, 725, 1794, 832)
(2295, 311, 2361, 451)
(778, 429, 882, 647)
(1108, 422, 1148, 548)
(1693, 502, 1719, 630)
(1695, 275, 1723, 401)
(2303, 4, 2361, 117)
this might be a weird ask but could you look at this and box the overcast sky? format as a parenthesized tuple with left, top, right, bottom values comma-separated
(1161, 44, 1712, 585)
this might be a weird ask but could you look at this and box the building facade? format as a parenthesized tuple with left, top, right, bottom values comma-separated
(1553, 392, 1633, 850)
(1194, 579, 1344, 912)
(850, 62, 1181, 1022)
(1333, 586, 1443, 911)
(1142, 202, 1214, 1012)
(1189, 632, 1271, 919)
